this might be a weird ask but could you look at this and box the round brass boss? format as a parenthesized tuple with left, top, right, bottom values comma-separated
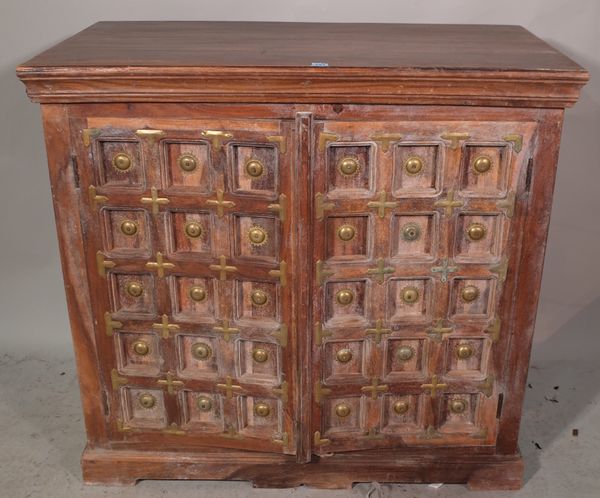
(252, 348, 269, 363)
(338, 156, 360, 176)
(197, 396, 212, 412)
(112, 152, 132, 172)
(401, 287, 420, 305)
(393, 400, 410, 415)
(402, 223, 421, 242)
(461, 285, 479, 302)
(191, 342, 212, 361)
(336, 289, 354, 306)
(473, 155, 492, 174)
(245, 158, 264, 178)
(120, 220, 138, 236)
(450, 399, 468, 414)
(132, 340, 150, 356)
(404, 156, 423, 175)
(254, 402, 270, 417)
(466, 223, 487, 241)
(178, 153, 198, 172)
(397, 346, 415, 362)
(456, 343, 474, 360)
(335, 348, 353, 363)
(250, 289, 268, 306)
(184, 221, 203, 239)
(248, 226, 268, 246)
(126, 281, 144, 298)
(138, 393, 156, 409)
(337, 224, 356, 242)
(189, 286, 207, 302)
(335, 403, 351, 418)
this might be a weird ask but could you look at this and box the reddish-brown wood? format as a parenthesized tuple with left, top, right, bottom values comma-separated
(19, 22, 587, 490)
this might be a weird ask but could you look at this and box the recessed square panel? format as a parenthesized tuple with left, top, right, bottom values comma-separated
(322, 396, 364, 436)
(168, 211, 213, 256)
(115, 331, 160, 377)
(238, 396, 281, 438)
(392, 144, 441, 197)
(237, 339, 280, 383)
(450, 278, 495, 319)
(445, 338, 487, 377)
(460, 144, 509, 197)
(102, 208, 151, 256)
(439, 393, 480, 434)
(180, 391, 224, 432)
(325, 215, 370, 261)
(233, 215, 279, 262)
(391, 213, 437, 260)
(169, 276, 216, 323)
(177, 334, 219, 379)
(163, 141, 212, 192)
(322, 340, 368, 383)
(97, 139, 144, 188)
(381, 394, 422, 433)
(326, 144, 373, 196)
(235, 280, 279, 323)
(109, 272, 156, 318)
(383, 338, 427, 379)
(120, 387, 167, 429)
(455, 213, 502, 262)
(325, 280, 368, 325)
(387, 278, 432, 322)
(232, 145, 279, 197)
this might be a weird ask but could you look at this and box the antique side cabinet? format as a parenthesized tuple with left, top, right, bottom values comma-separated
(18, 22, 588, 490)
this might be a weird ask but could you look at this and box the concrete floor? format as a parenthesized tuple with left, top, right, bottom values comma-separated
(2, 298, 600, 498)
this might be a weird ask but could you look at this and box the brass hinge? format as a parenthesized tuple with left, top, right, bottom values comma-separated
(318, 132, 339, 152)
(96, 251, 115, 277)
(315, 192, 334, 221)
(271, 324, 288, 347)
(503, 134, 523, 153)
(104, 312, 122, 337)
(269, 260, 288, 287)
(441, 132, 470, 150)
(267, 193, 287, 222)
(314, 322, 332, 346)
(266, 135, 287, 154)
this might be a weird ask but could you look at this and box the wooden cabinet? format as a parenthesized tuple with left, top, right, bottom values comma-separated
(18, 22, 587, 490)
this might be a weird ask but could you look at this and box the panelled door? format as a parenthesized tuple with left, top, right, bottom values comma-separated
(310, 117, 535, 454)
(74, 114, 296, 454)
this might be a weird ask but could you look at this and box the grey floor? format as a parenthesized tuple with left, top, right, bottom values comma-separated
(2, 298, 600, 497)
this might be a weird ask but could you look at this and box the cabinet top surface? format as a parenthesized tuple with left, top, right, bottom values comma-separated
(20, 21, 584, 73)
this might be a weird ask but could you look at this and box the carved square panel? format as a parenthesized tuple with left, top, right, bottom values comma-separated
(326, 144, 374, 196)
(325, 215, 371, 261)
(115, 331, 161, 377)
(163, 141, 212, 192)
(445, 337, 487, 378)
(233, 215, 280, 262)
(177, 334, 219, 379)
(460, 144, 509, 197)
(450, 278, 495, 319)
(102, 208, 151, 256)
(168, 211, 214, 256)
(169, 276, 216, 323)
(97, 139, 144, 188)
(235, 280, 279, 323)
(383, 338, 428, 380)
(237, 396, 281, 438)
(231, 145, 279, 198)
(322, 340, 368, 384)
(322, 396, 364, 435)
(439, 393, 480, 434)
(180, 391, 224, 432)
(325, 280, 368, 325)
(391, 213, 437, 260)
(392, 144, 441, 197)
(120, 387, 167, 429)
(109, 272, 156, 318)
(454, 213, 502, 262)
(387, 278, 433, 322)
(381, 394, 422, 433)
(236, 339, 281, 383)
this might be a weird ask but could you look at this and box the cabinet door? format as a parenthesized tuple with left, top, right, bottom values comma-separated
(74, 115, 296, 454)
(310, 117, 535, 454)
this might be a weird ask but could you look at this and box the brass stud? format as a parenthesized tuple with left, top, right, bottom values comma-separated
(338, 156, 360, 176)
(401, 286, 420, 305)
(254, 402, 270, 417)
(189, 286, 207, 302)
(473, 155, 492, 174)
(245, 158, 265, 178)
(138, 393, 156, 409)
(335, 348, 353, 363)
(184, 221, 203, 239)
(336, 289, 354, 306)
(466, 223, 487, 241)
(450, 399, 468, 414)
(191, 342, 212, 361)
(112, 152, 132, 172)
(248, 226, 268, 246)
(393, 400, 410, 415)
(397, 346, 415, 362)
(250, 289, 268, 306)
(252, 348, 269, 363)
(337, 224, 356, 242)
(126, 281, 144, 298)
(132, 340, 149, 356)
(456, 343, 474, 360)
(335, 403, 351, 418)
(197, 396, 212, 412)
(402, 222, 421, 242)
(120, 220, 138, 236)
(404, 156, 423, 175)
(178, 153, 198, 172)
(461, 285, 480, 302)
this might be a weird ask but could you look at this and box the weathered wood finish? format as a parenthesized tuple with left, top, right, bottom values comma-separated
(19, 22, 587, 490)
